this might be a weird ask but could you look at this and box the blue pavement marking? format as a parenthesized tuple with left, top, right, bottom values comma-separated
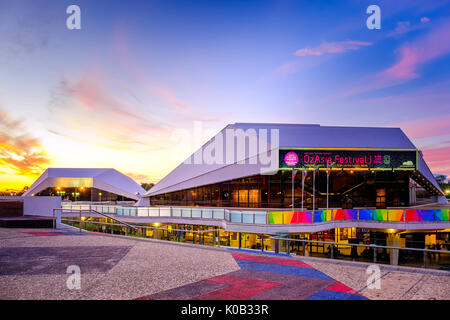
(55, 231, 87, 236)
(348, 294, 369, 300)
(228, 248, 291, 257)
(307, 290, 354, 300)
(235, 259, 334, 281)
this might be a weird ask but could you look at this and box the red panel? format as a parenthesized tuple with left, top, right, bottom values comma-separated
(291, 212, 299, 224)
(325, 281, 357, 294)
(232, 253, 313, 268)
(405, 210, 419, 222)
(193, 275, 282, 300)
(21, 232, 64, 237)
(334, 209, 346, 220)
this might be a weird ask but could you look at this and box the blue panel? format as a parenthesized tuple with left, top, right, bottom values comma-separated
(307, 290, 353, 300)
(420, 210, 435, 221)
(235, 260, 333, 280)
(313, 211, 323, 223)
(359, 209, 373, 221)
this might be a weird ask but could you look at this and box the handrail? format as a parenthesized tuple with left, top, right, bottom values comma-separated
(268, 236, 450, 254)
(59, 203, 450, 225)
(61, 217, 222, 234)
(54, 208, 140, 234)
(268, 235, 450, 268)
(60, 216, 223, 245)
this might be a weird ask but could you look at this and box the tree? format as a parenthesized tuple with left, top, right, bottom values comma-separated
(140, 183, 155, 191)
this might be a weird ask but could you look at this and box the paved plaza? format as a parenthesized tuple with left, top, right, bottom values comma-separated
(0, 227, 449, 300)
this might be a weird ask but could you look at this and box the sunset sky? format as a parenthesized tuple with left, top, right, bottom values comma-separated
(1, 0, 450, 191)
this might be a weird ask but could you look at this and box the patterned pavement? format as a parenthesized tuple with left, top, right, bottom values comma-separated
(1, 228, 448, 300)
(136, 252, 368, 300)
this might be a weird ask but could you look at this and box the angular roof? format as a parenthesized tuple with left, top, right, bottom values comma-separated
(146, 123, 444, 196)
(23, 168, 146, 200)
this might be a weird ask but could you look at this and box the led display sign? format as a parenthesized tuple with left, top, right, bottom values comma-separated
(279, 149, 417, 170)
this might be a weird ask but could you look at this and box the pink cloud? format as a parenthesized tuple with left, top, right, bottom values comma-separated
(420, 146, 450, 176)
(383, 19, 450, 80)
(151, 86, 190, 111)
(391, 114, 450, 140)
(294, 40, 372, 57)
(389, 114, 450, 176)
(387, 17, 431, 38)
(335, 20, 450, 98)
(383, 46, 420, 79)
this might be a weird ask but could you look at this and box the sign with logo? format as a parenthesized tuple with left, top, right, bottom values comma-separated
(279, 149, 417, 170)
(284, 152, 299, 167)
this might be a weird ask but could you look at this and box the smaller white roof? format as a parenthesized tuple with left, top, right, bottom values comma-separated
(23, 168, 146, 200)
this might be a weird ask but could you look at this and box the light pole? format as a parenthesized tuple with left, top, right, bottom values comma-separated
(301, 167, 306, 211)
(291, 168, 297, 211)
(326, 162, 334, 212)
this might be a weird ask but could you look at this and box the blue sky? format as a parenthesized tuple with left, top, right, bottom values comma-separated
(1, 0, 450, 189)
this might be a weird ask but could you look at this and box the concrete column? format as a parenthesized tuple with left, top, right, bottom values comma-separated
(387, 233, 400, 266)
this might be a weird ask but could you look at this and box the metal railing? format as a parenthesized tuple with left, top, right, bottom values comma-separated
(54, 208, 140, 235)
(60, 213, 223, 245)
(57, 212, 450, 270)
(269, 236, 450, 270)
(60, 203, 450, 226)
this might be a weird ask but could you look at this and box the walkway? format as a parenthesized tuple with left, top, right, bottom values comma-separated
(0, 227, 448, 300)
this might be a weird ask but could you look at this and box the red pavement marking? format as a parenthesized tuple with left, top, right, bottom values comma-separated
(325, 281, 357, 294)
(192, 274, 282, 300)
(21, 232, 64, 237)
(231, 253, 313, 268)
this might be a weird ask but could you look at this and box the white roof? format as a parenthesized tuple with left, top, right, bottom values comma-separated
(23, 168, 146, 200)
(146, 123, 444, 196)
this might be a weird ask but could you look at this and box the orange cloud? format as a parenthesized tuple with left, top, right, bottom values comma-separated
(0, 108, 50, 178)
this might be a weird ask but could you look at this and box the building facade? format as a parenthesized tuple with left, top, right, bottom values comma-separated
(23, 168, 146, 202)
(147, 123, 446, 208)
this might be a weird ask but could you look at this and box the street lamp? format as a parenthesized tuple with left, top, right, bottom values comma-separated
(99, 192, 102, 202)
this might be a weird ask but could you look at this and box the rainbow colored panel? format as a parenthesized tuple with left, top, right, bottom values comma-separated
(419, 210, 435, 221)
(443, 209, 449, 221)
(405, 210, 419, 221)
(345, 209, 357, 220)
(359, 209, 374, 220)
(314, 210, 325, 223)
(373, 209, 388, 221)
(283, 211, 294, 224)
(387, 209, 403, 221)
(298, 211, 312, 223)
(333, 209, 346, 220)
(434, 209, 449, 221)
(325, 209, 333, 221)
(268, 212, 283, 224)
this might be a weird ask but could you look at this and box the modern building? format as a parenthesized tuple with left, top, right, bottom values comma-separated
(56, 124, 450, 266)
(23, 168, 146, 202)
(146, 123, 447, 209)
